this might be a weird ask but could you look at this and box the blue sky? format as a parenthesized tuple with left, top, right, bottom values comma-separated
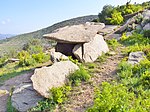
(0, 0, 149, 34)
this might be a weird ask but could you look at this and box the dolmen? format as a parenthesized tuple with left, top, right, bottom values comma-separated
(43, 22, 110, 62)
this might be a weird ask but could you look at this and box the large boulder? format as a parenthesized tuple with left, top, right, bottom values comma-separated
(73, 34, 109, 62)
(31, 61, 79, 98)
(128, 51, 146, 65)
(11, 83, 43, 112)
(43, 23, 105, 43)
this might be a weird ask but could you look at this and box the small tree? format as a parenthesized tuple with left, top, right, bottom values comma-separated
(107, 10, 124, 25)
(98, 5, 114, 23)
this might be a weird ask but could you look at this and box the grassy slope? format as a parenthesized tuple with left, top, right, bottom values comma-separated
(0, 15, 98, 56)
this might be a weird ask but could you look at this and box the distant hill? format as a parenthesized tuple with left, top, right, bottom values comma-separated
(0, 34, 15, 40)
(0, 15, 98, 56)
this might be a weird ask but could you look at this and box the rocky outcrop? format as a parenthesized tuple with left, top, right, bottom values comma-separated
(43, 22, 111, 62)
(128, 51, 146, 65)
(43, 22, 105, 43)
(73, 34, 109, 62)
(31, 61, 79, 98)
(11, 83, 43, 112)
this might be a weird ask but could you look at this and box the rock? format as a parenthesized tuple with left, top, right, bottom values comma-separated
(43, 23, 105, 43)
(73, 34, 109, 62)
(128, 51, 146, 65)
(31, 61, 79, 98)
(11, 83, 43, 112)
(98, 25, 118, 35)
(116, 17, 136, 33)
(50, 48, 69, 63)
(143, 23, 150, 30)
(73, 44, 83, 62)
(142, 10, 150, 18)
(108, 34, 122, 40)
(126, 32, 132, 37)
(136, 25, 142, 30)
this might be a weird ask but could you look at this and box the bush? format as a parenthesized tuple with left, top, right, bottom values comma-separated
(69, 65, 91, 85)
(0, 56, 7, 65)
(50, 85, 71, 104)
(121, 33, 150, 46)
(98, 5, 114, 23)
(30, 85, 71, 111)
(18, 51, 36, 66)
(107, 38, 120, 50)
(87, 82, 149, 112)
(32, 53, 50, 63)
(143, 30, 150, 38)
(106, 10, 124, 25)
(117, 61, 133, 79)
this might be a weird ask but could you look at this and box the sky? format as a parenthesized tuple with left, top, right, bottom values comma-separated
(0, 0, 149, 34)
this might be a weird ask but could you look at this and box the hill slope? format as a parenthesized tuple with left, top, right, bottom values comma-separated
(0, 15, 97, 56)
(0, 34, 15, 40)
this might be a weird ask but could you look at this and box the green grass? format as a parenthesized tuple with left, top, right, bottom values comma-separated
(7, 87, 18, 112)
(107, 39, 121, 50)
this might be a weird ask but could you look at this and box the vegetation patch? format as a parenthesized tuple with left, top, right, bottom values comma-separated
(87, 28, 150, 112)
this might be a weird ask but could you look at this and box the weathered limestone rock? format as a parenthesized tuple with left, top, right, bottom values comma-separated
(73, 34, 109, 62)
(11, 83, 43, 112)
(31, 61, 79, 98)
(143, 23, 150, 30)
(128, 51, 146, 65)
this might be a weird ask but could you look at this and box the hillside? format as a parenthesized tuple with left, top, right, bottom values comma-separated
(0, 34, 15, 40)
(0, 15, 97, 56)
(0, 1, 150, 111)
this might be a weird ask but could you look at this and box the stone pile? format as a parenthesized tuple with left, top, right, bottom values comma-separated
(44, 22, 112, 62)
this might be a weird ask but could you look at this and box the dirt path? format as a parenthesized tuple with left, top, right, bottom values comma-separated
(0, 71, 33, 112)
(55, 47, 124, 112)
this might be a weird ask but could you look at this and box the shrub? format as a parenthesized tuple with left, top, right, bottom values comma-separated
(30, 85, 71, 111)
(143, 30, 150, 38)
(0, 56, 7, 65)
(69, 65, 91, 85)
(32, 53, 50, 63)
(121, 33, 150, 46)
(18, 51, 36, 66)
(98, 5, 114, 23)
(50, 85, 71, 104)
(87, 82, 147, 112)
(107, 10, 124, 25)
(29, 99, 55, 112)
(107, 38, 120, 50)
(28, 45, 43, 54)
(117, 61, 133, 79)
